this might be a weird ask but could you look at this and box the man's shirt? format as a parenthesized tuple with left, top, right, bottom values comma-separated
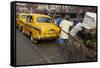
(60, 19, 73, 39)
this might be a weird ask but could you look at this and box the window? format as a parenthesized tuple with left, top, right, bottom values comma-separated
(37, 17, 53, 23)
(26, 16, 33, 23)
(21, 15, 27, 18)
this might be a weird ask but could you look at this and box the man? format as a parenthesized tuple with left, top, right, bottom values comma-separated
(57, 14, 73, 61)
(59, 15, 73, 45)
(55, 16, 62, 26)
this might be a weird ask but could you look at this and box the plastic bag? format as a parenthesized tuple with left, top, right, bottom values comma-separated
(82, 12, 96, 29)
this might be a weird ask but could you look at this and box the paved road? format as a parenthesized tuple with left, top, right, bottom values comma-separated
(16, 29, 66, 66)
(16, 29, 97, 66)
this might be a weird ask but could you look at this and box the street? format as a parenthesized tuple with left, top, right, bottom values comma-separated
(16, 29, 66, 65)
(16, 28, 97, 66)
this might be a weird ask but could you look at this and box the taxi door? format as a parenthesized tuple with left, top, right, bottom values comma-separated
(24, 15, 33, 36)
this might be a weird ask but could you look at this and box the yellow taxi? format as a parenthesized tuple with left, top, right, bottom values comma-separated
(22, 13, 61, 43)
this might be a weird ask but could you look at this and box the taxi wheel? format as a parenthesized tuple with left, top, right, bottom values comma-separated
(30, 34, 38, 44)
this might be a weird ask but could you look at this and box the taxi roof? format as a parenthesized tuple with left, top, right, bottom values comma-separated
(32, 13, 52, 18)
(17, 13, 52, 18)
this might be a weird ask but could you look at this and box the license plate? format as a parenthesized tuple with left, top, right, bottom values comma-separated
(48, 31, 54, 34)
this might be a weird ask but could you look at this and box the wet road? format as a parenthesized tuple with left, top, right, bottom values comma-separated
(16, 29, 66, 65)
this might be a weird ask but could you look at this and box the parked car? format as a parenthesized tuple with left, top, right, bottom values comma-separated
(22, 13, 61, 43)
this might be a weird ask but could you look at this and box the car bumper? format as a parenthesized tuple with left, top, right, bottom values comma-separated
(34, 35, 60, 40)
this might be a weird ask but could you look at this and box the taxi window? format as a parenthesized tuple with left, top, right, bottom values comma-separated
(26, 16, 33, 23)
(21, 15, 27, 18)
(37, 17, 53, 23)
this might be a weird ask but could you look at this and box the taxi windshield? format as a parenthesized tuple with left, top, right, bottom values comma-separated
(37, 17, 53, 23)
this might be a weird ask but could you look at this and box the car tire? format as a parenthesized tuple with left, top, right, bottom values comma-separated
(30, 33, 38, 44)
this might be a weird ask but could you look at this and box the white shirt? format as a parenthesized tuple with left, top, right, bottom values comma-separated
(59, 19, 73, 39)
(70, 23, 82, 36)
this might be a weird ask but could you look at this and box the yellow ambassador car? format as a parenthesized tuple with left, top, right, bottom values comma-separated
(21, 13, 61, 43)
